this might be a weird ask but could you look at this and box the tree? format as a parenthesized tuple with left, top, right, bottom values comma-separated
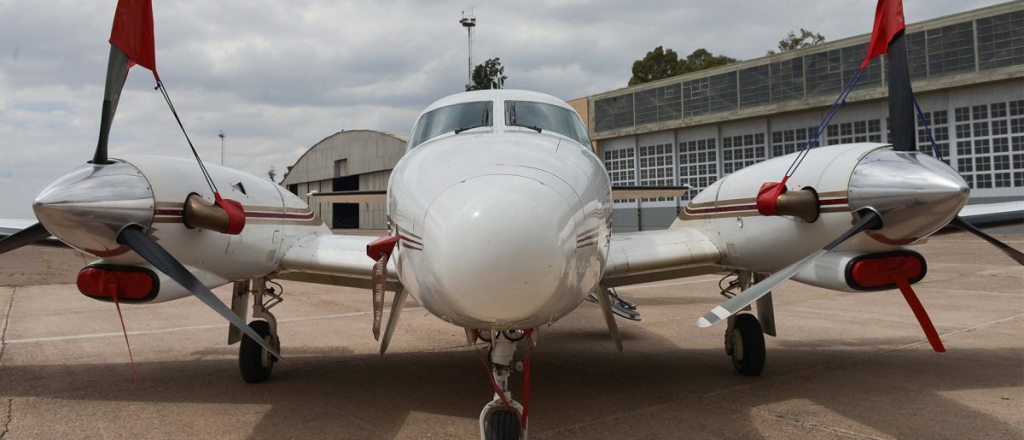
(629, 46, 683, 86)
(768, 29, 825, 55)
(628, 46, 735, 86)
(681, 48, 736, 74)
(266, 166, 277, 182)
(466, 58, 507, 91)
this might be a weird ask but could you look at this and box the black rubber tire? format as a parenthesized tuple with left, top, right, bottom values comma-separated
(239, 320, 276, 383)
(486, 410, 521, 440)
(730, 314, 766, 377)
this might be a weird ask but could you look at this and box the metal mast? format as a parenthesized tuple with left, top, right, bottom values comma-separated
(460, 10, 476, 84)
(219, 130, 226, 166)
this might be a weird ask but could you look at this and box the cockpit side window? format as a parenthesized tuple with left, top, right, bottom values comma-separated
(504, 100, 592, 147)
(409, 101, 493, 149)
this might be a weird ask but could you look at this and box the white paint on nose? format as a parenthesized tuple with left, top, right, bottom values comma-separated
(421, 174, 577, 325)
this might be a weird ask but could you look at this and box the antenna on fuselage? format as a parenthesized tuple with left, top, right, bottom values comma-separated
(460, 10, 477, 84)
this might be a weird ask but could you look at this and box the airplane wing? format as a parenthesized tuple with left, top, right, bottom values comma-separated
(956, 201, 1024, 229)
(602, 227, 722, 287)
(276, 233, 400, 290)
(0, 219, 67, 248)
(311, 190, 387, 204)
(611, 185, 690, 201)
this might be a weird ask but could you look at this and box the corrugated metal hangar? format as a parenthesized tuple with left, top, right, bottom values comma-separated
(281, 130, 407, 230)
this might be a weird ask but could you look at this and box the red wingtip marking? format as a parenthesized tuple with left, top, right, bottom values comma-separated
(891, 272, 945, 353)
(109, 282, 140, 386)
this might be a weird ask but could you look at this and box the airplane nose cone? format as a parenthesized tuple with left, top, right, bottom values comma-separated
(849, 149, 970, 243)
(33, 160, 154, 256)
(420, 174, 577, 326)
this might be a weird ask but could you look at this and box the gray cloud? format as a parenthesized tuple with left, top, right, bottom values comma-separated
(0, 0, 1005, 218)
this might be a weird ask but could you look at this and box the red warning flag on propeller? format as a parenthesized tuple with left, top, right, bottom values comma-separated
(861, 0, 906, 68)
(109, 0, 160, 81)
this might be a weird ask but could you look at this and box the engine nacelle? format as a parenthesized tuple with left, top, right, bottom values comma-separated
(792, 250, 927, 292)
(77, 263, 229, 304)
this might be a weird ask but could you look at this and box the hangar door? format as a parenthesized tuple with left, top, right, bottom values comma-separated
(332, 175, 359, 229)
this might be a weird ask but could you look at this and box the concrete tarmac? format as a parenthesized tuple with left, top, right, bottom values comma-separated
(0, 232, 1021, 439)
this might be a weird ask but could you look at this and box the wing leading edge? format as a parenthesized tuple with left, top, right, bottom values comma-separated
(603, 227, 723, 287)
(277, 234, 400, 290)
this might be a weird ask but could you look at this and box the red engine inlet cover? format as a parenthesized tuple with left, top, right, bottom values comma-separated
(846, 251, 927, 291)
(77, 265, 160, 302)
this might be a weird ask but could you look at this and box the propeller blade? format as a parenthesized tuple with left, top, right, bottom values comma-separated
(698, 210, 883, 328)
(379, 285, 408, 356)
(94, 45, 132, 165)
(0, 222, 52, 256)
(949, 216, 1023, 266)
(117, 227, 281, 358)
(595, 283, 623, 353)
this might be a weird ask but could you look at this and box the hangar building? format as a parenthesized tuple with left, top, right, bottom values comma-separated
(572, 2, 1024, 231)
(281, 130, 407, 230)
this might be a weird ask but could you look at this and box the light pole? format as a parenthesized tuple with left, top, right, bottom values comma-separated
(460, 11, 476, 85)
(219, 130, 225, 166)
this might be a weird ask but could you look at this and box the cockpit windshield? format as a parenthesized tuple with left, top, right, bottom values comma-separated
(505, 101, 591, 147)
(409, 101, 493, 148)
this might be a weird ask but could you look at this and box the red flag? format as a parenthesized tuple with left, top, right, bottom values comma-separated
(861, 0, 906, 68)
(109, 0, 160, 81)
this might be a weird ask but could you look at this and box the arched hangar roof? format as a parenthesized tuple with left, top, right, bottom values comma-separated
(282, 129, 408, 185)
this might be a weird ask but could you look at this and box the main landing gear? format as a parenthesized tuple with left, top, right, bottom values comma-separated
(720, 271, 775, 376)
(475, 329, 532, 440)
(229, 278, 282, 383)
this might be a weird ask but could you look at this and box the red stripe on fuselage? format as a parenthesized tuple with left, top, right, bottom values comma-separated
(684, 198, 849, 215)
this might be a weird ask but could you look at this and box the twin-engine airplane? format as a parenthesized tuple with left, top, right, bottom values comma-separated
(1, 0, 1022, 439)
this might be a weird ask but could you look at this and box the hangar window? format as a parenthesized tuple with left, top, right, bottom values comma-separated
(925, 22, 976, 78)
(825, 119, 882, 145)
(505, 101, 592, 147)
(955, 101, 1024, 190)
(977, 11, 1024, 70)
(678, 138, 717, 201)
(409, 101, 492, 148)
(722, 132, 766, 174)
(805, 49, 842, 97)
(769, 57, 804, 104)
(771, 127, 819, 157)
(843, 43, 882, 89)
(604, 147, 636, 203)
(916, 110, 951, 164)
(638, 143, 675, 201)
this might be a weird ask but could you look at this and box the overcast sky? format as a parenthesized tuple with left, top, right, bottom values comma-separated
(0, 0, 1006, 218)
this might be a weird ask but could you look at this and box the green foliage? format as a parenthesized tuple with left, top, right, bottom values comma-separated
(466, 58, 507, 91)
(681, 48, 736, 73)
(628, 46, 736, 86)
(767, 28, 825, 55)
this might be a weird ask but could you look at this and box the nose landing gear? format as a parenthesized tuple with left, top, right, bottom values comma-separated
(475, 329, 532, 440)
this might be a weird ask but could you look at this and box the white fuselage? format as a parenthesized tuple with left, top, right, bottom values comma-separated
(387, 91, 612, 330)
